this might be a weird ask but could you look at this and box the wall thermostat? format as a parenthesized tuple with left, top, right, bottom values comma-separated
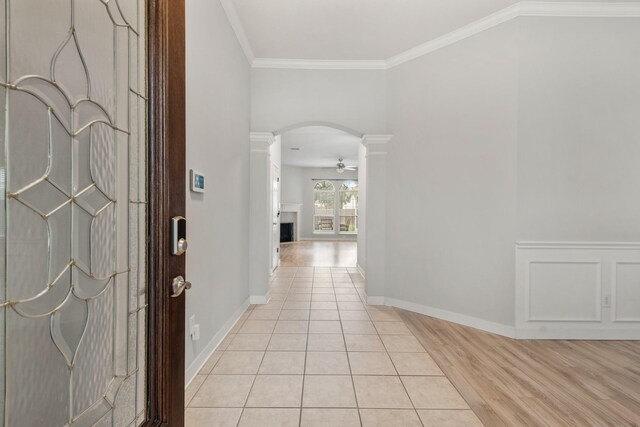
(190, 169, 205, 193)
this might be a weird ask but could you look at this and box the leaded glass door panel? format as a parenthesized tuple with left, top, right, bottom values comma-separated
(0, 0, 148, 425)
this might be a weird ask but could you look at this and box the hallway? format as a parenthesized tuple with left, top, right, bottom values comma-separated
(279, 241, 358, 268)
(185, 266, 481, 427)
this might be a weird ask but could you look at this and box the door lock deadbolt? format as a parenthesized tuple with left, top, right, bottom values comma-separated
(171, 216, 188, 255)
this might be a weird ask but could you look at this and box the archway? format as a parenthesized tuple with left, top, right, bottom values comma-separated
(249, 126, 392, 305)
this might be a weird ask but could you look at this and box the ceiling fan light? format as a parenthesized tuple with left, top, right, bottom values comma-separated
(336, 167, 345, 174)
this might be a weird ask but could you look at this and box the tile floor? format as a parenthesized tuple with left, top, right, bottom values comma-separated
(185, 267, 483, 426)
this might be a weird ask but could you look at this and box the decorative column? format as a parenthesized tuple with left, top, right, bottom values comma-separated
(249, 132, 276, 304)
(362, 135, 392, 305)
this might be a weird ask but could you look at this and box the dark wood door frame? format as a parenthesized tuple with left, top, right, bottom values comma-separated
(145, 0, 186, 425)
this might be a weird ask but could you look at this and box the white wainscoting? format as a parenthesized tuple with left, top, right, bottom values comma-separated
(516, 242, 640, 339)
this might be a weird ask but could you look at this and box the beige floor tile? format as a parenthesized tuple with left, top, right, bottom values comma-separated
(311, 288, 335, 295)
(368, 311, 402, 321)
(185, 408, 243, 427)
(312, 294, 337, 301)
(278, 309, 310, 320)
(348, 352, 397, 375)
(380, 335, 426, 352)
(311, 301, 338, 310)
(292, 282, 313, 288)
(303, 375, 357, 408)
(245, 375, 303, 407)
(218, 334, 236, 350)
(336, 294, 361, 302)
(199, 350, 224, 374)
(248, 310, 281, 320)
(238, 408, 300, 427)
(255, 301, 284, 311)
(389, 352, 443, 376)
(360, 409, 422, 427)
(334, 288, 358, 295)
(353, 376, 413, 409)
(339, 311, 371, 321)
(338, 301, 366, 311)
(344, 334, 385, 352)
(267, 334, 307, 351)
(190, 375, 255, 407)
(313, 281, 334, 287)
(238, 320, 276, 334)
(310, 309, 340, 320)
(283, 301, 311, 310)
(301, 408, 360, 427)
(342, 320, 377, 334)
(269, 293, 288, 301)
(307, 334, 346, 351)
(259, 351, 306, 374)
(418, 410, 483, 426)
(305, 351, 351, 374)
(290, 288, 312, 294)
(212, 351, 264, 374)
(286, 294, 312, 301)
(227, 334, 271, 351)
(186, 375, 207, 406)
(402, 377, 469, 409)
(374, 321, 412, 335)
(274, 320, 309, 333)
(309, 320, 343, 334)
(333, 282, 355, 288)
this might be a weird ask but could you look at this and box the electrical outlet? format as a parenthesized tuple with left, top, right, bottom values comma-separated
(189, 315, 200, 341)
(602, 294, 611, 308)
(191, 324, 200, 341)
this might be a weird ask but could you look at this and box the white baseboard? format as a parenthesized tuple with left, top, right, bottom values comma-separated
(366, 295, 385, 305)
(384, 297, 516, 338)
(299, 237, 358, 241)
(250, 294, 270, 304)
(515, 328, 640, 340)
(357, 264, 366, 279)
(185, 297, 250, 387)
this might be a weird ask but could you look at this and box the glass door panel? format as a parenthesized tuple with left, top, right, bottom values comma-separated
(0, 0, 147, 425)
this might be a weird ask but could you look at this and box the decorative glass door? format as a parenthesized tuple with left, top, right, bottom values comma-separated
(0, 0, 148, 425)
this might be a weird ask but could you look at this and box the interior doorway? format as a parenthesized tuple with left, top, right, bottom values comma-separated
(274, 125, 364, 273)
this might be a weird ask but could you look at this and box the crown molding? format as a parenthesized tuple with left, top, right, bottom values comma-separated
(247, 1, 640, 70)
(219, 0, 255, 64)
(386, 2, 521, 68)
(252, 58, 387, 70)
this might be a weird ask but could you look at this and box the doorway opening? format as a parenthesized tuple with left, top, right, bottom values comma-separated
(273, 125, 365, 271)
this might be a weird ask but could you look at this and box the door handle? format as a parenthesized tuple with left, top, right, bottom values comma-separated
(171, 275, 192, 297)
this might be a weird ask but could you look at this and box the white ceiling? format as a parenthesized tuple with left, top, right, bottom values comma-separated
(232, 0, 518, 60)
(281, 126, 361, 168)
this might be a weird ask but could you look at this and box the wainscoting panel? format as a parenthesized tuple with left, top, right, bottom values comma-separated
(612, 262, 640, 322)
(516, 242, 640, 339)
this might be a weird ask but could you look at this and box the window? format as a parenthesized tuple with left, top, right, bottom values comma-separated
(339, 181, 358, 233)
(313, 181, 335, 232)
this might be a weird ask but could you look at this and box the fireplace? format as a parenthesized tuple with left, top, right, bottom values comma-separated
(280, 223, 294, 243)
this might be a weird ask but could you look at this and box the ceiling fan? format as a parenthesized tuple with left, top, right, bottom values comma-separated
(336, 158, 357, 174)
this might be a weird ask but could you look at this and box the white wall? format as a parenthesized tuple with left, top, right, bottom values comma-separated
(281, 165, 304, 205)
(517, 17, 640, 242)
(280, 166, 358, 240)
(251, 68, 386, 134)
(385, 20, 519, 329)
(185, 0, 251, 379)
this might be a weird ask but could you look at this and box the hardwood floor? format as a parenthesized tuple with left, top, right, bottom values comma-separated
(280, 241, 357, 267)
(398, 309, 640, 427)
